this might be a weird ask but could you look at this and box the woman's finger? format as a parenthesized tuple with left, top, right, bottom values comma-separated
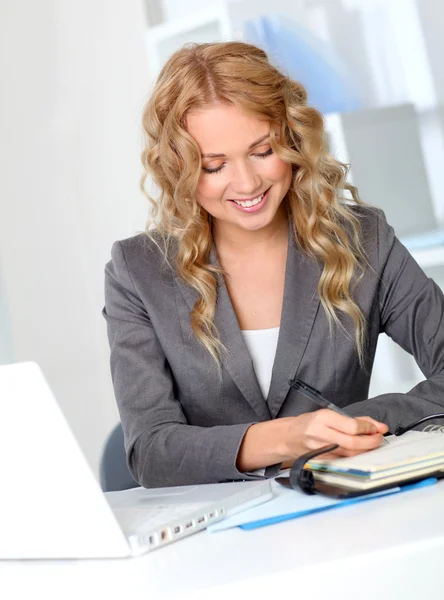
(316, 410, 379, 436)
(317, 423, 384, 452)
(356, 416, 389, 434)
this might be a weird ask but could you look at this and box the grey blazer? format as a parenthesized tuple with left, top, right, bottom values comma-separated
(103, 206, 444, 488)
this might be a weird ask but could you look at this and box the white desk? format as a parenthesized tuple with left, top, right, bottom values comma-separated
(2, 480, 444, 600)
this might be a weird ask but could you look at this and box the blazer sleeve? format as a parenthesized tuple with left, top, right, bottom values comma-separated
(103, 240, 263, 488)
(345, 210, 444, 432)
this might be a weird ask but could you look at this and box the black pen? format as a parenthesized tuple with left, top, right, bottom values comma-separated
(291, 379, 349, 414)
(290, 378, 388, 443)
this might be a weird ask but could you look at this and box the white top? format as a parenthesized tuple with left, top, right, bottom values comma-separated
(241, 327, 280, 399)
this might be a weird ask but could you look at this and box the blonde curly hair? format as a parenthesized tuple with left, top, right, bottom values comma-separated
(141, 41, 367, 369)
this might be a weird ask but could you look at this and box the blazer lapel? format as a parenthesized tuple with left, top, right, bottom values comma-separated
(212, 255, 271, 420)
(174, 247, 270, 420)
(173, 226, 321, 421)
(266, 230, 321, 418)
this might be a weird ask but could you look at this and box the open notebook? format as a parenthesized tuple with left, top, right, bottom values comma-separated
(306, 431, 444, 491)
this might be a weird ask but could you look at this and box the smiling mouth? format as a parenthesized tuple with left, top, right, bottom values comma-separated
(228, 187, 270, 208)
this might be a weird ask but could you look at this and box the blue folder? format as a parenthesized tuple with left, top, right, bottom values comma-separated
(207, 478, 437, 533)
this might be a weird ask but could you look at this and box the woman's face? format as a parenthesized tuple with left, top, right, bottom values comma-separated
(186, 103, 293, 235)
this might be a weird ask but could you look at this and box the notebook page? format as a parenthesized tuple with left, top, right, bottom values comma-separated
(308, 431, 444, 474)
(312, 462, 443, 489)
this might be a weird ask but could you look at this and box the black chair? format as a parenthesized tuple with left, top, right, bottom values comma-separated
(99, 423, 139, 492)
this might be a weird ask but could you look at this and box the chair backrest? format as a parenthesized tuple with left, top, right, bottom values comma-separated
(99, 423, 139, 492)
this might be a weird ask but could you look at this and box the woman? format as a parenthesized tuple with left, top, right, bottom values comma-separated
(103, 42, 444, 488)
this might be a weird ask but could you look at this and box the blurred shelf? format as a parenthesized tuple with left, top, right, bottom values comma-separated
(409, 244, 444, 269)
(145, 6, 232, 82)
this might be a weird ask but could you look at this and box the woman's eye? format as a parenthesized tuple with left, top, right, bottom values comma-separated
(255, 147, 273, 158)
(201, 147, 273, 174)
(202, 163, 225, 174)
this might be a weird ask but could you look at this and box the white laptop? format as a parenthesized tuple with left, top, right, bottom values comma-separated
(0, 362, 273, 559)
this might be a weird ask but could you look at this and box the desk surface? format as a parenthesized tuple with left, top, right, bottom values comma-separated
(2, 480, 444, 600)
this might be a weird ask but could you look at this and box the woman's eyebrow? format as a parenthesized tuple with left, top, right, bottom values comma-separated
(201, 133, 271, 158)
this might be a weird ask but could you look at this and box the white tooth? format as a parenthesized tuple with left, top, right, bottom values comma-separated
(233, 192, 265, 207)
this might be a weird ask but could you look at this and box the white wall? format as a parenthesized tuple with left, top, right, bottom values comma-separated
(0, 1, 150, 476)
(162, 0, 217, 22)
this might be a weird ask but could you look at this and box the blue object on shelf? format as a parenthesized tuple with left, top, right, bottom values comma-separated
(243, 15, 361, 115)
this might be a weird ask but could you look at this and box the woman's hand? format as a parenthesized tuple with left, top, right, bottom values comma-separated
(236, 410, 389, 472)
(282, 409, 389, 461)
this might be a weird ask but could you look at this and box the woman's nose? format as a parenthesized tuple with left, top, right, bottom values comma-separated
(230, 161, 261, 196)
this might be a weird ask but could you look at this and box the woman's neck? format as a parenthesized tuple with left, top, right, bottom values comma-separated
(213, 206, 289, 258)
